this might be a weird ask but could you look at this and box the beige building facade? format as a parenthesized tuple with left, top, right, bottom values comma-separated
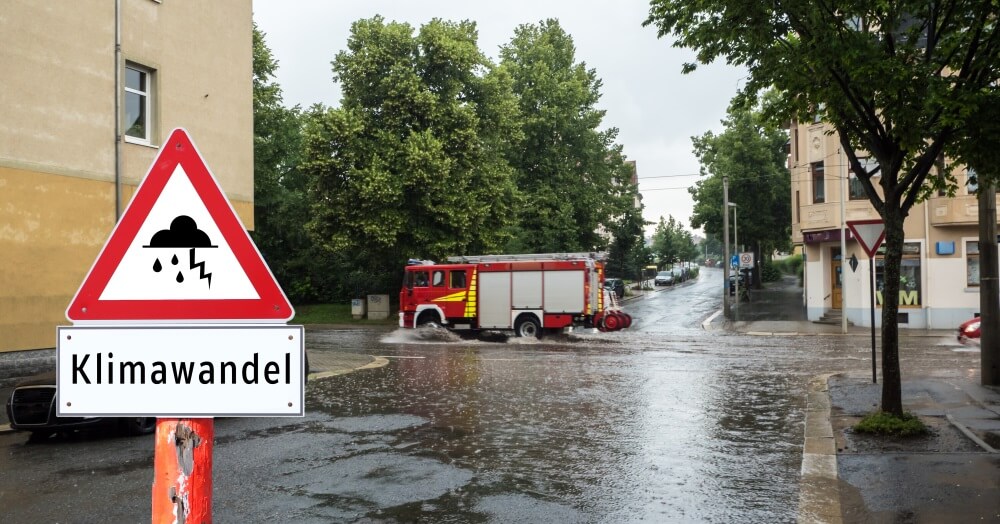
(790, 120, 999, 329)
(1, 0, 254, 352)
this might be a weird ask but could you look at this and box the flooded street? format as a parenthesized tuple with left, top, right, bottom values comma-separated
(299, 269, 977, 522)
(0, 269, 979, 522)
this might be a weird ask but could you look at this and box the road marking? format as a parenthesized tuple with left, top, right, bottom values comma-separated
(702, 309, 722, 330)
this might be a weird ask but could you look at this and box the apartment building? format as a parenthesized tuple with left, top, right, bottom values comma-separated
(0, 0, 253, 352)
(790, 120, 998, 329)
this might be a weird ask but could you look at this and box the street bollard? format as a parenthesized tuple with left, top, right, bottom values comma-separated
(152, 418, 213, 524)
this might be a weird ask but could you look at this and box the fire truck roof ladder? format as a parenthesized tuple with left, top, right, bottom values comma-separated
(445, 252, 608, 263)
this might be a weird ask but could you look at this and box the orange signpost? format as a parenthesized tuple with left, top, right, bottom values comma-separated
(152, 419, 214, 523)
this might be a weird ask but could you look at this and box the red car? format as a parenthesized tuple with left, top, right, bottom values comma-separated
(957, 317, 981, 346)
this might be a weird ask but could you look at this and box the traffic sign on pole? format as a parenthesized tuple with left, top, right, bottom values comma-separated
(846, 219, 886, 258)
(66, 128, 293, 323)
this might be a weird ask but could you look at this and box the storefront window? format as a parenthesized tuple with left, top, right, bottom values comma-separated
(875, 243, 921, 307)
(967, 241, 980, 287)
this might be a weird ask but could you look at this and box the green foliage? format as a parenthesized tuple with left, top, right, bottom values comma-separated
(761, 260, 781, 282)
(651, 215, 698, 267)
(854, 411, 929, 437)
(646, 0, 1000, 416)
(249, 25, 318, 303)
(777, 254, 803, 277)
(688, 98, 790, 258)
(499, 20, 635, 253)
(303, 17, 521, 279)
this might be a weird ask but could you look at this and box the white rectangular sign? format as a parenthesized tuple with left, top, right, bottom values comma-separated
(739, 252, 755, 269)
(57, 325, 304, 417)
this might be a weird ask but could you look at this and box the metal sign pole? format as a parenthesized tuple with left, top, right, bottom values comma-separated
(870, 256, 877, 384)
(153, 418, 214, 523)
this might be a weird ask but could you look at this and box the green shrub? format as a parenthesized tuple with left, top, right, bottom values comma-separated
(761, 261, 782, 282)
(781, 254, 803, 276)
(853, 411, 929, 437)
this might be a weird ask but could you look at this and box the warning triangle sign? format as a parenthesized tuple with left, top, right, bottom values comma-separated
(846, 219, 886, 258)
(67, 128, 293, 323)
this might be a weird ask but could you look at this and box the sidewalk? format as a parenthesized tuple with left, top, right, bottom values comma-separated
(716, 276, 1000, 522)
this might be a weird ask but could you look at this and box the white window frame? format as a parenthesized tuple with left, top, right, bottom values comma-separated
(124, 63, 153, 144)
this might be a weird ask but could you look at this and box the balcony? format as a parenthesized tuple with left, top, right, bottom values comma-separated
(928, 194, 998, 227)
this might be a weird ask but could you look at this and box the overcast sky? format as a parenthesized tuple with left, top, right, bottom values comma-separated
(252, 0, 747, 237)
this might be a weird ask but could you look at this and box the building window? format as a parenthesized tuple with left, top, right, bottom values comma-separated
(875, 242, 921, 307)
(967, 168, 979, 195)
(848, 171, 866, 200)
(849, 157, 876, 200)
(967, 241, 980, 287)
(811, 162, 825, 203)
(125, 63, 153, 143)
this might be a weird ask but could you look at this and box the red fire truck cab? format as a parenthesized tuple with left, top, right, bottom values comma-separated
(398, 252, 631, 337)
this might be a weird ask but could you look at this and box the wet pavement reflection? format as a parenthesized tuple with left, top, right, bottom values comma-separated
(0, 270, 980, 522)
(297, 271, 979, 522)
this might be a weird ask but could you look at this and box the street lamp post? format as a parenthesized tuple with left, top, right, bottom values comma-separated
(723, 178, 731, 318)
(729, 202, 738, 313)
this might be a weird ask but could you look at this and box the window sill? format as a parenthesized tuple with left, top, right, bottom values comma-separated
(124, 137, 160, 149)
(965, 287, 981, 293)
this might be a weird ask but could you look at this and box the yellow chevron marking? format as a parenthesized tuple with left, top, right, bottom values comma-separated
(465, 269, 477, 317)
(432, 291, 468, 303)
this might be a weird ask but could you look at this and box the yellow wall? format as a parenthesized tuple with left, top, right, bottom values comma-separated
(0, 0, 253, 352)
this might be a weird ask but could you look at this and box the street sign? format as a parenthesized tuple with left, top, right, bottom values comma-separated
(57, 325, 304, 416)
(849, 254, 859, 272)
(739, 252, 754, 268)
(846, 219, 886, 259)
(731, 254, 739, 268)
(66, 128, 293, 323)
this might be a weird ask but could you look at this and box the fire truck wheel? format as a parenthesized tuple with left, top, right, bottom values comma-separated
(595, 312, 607, 332)
(416, 311, 441, 327)
(621, 312, 632, 329)
(603, 311, 621, 331)
(515, 315, 542, 338)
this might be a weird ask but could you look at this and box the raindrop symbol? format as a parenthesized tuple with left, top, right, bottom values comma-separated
(176, 272, 185, 283)
(171, 254, 179, 265)
(153, 259, 162, 272)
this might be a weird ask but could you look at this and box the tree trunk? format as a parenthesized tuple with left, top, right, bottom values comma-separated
(980, 179, 999, 386)
(880, 207, 904, 416)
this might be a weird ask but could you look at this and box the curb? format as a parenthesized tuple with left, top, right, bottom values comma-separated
(308, 356, 390, 381)
(798, 372, 842, 523)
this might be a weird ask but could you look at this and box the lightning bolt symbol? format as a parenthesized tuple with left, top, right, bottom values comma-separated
(189, 248, 212, 288)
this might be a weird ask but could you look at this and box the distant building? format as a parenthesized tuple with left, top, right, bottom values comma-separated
(0, 1, 254, 352)
(790, 120, 998, 329)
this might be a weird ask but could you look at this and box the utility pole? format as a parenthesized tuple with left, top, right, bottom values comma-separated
(980, 178, 999, 386)
(723, 177, 731, 319)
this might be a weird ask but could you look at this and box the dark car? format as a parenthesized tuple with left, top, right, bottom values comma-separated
(957, 317, 981, 346)
(5, 371, 156, 437)
(604, 278, 625, 299)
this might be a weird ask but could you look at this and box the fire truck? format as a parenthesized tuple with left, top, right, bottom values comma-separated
(398, 252, 632, 337)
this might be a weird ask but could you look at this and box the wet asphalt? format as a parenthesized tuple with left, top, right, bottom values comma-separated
(0, 269, 988, 522)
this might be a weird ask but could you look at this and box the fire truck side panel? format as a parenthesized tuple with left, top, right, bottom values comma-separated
(478, 271, 512, 328)
(543, 270, 585, 313)
(512, 271, 543, 309)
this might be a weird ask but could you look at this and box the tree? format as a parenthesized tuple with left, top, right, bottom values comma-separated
(688, 98, 791, 287)
(646, 1, 1000, 413)
(499, 19, 633, 253)
(651, 215, 697, 267)
(249, 25, 319, 302)
(606, 201, 650, 280)
(302, 17, 521, 284)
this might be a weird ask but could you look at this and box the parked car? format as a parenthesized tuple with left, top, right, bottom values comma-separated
(957, 317, 981, 346)
(654, 271, 674, 286)
(604, 278, 625, 299)
(5, 371, 156, 437)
